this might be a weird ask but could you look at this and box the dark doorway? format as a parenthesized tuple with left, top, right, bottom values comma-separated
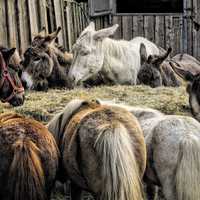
(116, 0, 183, 13)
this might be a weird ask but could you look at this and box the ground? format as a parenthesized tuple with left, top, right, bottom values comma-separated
(0, 85, 190, 199)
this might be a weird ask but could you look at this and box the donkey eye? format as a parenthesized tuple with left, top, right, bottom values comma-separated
(34, 57, 41, 62)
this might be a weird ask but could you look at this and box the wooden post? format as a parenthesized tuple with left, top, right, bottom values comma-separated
(0, 0, 8, 47)
(27, 0, 39, 40)
(65, 2, 72, 51)
(53, 0, 64, 44)
(6, 0, 17, 48)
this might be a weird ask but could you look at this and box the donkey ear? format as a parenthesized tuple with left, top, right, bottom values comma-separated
(147, 55, 153, 64)
(169, 61, 195, 82)
(2, 48, 16, 63)
(38, 27, 47, 37)
(44, 27, 61, 43)
(81, 22, 95, 34)
(154, 47, 172, 66)
(93, 24, 119, 40)
(140, 43, 148, 65)
(87, 21, 95, 31)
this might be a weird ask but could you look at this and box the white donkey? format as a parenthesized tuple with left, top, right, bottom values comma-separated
(68, 22, 160, 87)
(100, 100, 200, 200)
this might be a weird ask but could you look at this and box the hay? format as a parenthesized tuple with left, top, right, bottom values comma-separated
(0, 85, 190, 123)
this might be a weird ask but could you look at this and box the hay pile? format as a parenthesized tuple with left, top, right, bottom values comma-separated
(0, 85, 190, 124)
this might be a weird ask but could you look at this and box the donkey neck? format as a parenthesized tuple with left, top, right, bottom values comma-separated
(100, 38, 138, 85)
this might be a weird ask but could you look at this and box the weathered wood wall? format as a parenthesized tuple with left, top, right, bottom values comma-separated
(0, 0, 199, 59)
(112, 0, 200, 59)
(0, 0, 90, 54)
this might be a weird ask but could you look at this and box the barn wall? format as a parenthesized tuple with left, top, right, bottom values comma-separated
(111, 0, 200, 59)
(0, 0, 90, 54)
(0, 0, 199, 59)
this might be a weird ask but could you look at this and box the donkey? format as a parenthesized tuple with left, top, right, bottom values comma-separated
(170, 61, 200, 121)
(138, 43, 180, 87)
(0, 47, 25, 106)
(21, 27, 73, 91)
(100, 100, 200, 200)
(0, 112, 59, 200)
(68, 22, 160, 88)
(47, 99, 146, 200)
(171, 53, 200, 74)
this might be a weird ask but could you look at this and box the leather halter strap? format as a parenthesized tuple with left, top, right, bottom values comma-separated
(0, 52, 24, 103)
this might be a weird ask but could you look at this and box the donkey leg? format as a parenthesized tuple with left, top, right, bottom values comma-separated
(71, 182, 82, 200)
(160, 178, 175, 200)
(145, 183, 157, 200)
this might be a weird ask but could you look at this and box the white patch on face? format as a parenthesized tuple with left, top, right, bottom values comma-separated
(21, 71, 33, 89)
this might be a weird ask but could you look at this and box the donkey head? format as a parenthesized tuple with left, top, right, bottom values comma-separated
(21, 27, 61, 91)
(0, 47, 25, 106)
(68, 22, 119, 88)
(138, 43, 172, 88)
(170, 62, 200, 121)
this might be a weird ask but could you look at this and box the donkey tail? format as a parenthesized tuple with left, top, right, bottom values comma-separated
(95, 122, 144, 200)
(9, 138, 46, 200)
(176, 133, 200, 200)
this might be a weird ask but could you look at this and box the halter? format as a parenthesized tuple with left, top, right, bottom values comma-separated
(0, 52, 24, 103)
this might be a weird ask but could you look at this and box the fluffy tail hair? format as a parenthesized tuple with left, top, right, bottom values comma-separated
(176, 133, 200, 200)
(95, 122, 144, 200)
(9, 138, 46, 200)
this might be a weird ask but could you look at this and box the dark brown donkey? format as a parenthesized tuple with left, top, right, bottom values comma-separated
(170, 61, 200, 122)
(48, 99, 146, 200)
(0, 112, 59, 200)
(0, 47, 24, 106)
(138, 43, 180, 87)
(21, 27, 73, 91)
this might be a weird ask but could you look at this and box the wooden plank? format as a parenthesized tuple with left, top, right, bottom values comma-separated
(71, 3, 77, 41)
(6, 0, 17, 48)
(197, 0, 200, 59)
(132, 16, 138, 38)
(0, 0, 8, 47)
(172, 17, 182, 55)
(76, 3, 81, 36)
(122, 16, 132, 40)
(38, 0, 48, 30)
(95, 17, 101, 31)
(60, 0, 67, 47)
(155, 16, 165, 48)
(165, 16, 173, 51)
(186, 0, 193, 55)
(53, 0, 63, 44)
(27, 0, 39, 40)
(137, 16, 144, 37)
(193, 0, 198, 58)
(144, 16, 155, 42)
(113, 16, 122, 39)
(65, 3, 73, 50)
(103, 15, 109, 28)
(17, 0, 30, 54)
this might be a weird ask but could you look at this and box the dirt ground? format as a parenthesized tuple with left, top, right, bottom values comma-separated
(0, 85, 190, 199)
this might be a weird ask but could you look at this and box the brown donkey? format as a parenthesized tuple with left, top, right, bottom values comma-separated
(21, 27, 73, 91)
(0, 113, 59, 200)
(48, 99, 146, 200)
(0, 47, 25, 106)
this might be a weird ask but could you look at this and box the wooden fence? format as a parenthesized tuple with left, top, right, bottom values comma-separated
(0, 0, 90, 55)
(0, 0, 200, 59)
